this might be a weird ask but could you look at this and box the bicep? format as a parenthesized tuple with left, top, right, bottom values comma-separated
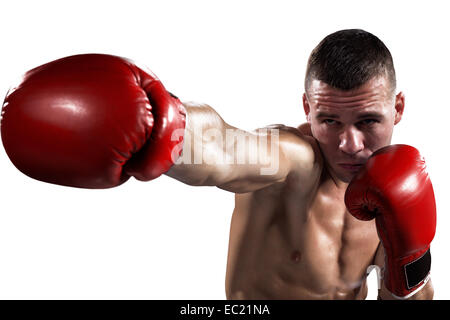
(166, 102, 281, 189)
(216, 124, 321, 192)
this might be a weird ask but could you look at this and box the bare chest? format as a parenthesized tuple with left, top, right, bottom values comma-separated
(295, 187, 379, 286)
(226, 181, 379, 299)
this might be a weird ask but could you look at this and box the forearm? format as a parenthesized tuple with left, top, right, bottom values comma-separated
(372, 239, 435, 300)
(378, 278, 434, 300)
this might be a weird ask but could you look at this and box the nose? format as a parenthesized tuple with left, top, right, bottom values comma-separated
(339, 126, 364, 155)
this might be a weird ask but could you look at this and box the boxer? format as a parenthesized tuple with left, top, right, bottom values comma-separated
(1, 29, 436, 299)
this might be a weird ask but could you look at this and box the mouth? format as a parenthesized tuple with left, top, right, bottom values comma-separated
(338, 163, 364, 172)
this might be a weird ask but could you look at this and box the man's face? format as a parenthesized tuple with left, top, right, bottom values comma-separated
(303, 76, 404, 183)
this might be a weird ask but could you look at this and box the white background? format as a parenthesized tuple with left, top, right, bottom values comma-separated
(0, 0, 448, 299)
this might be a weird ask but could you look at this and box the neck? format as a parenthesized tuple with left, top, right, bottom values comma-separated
(323, 162, 350, 191)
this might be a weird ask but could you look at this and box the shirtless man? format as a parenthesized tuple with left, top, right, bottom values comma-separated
(1, 29, 436, 300)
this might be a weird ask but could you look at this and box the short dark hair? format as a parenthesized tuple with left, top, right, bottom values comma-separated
(305, 29, 396, 94)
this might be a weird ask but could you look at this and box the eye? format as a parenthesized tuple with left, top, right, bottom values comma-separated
(323, 119, 338, 125)
(358, 119, 379, 126)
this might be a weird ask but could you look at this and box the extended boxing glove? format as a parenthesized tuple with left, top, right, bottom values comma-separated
(1, 54, 186, 188)
(345, 144, 436, 299)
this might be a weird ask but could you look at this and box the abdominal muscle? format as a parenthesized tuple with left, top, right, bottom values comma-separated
(225, 179, 379, 300)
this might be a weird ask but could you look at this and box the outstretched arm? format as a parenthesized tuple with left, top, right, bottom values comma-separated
(166, 102, 320, 193)
(1, 54, 319, 192)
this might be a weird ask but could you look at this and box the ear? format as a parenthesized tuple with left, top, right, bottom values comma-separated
(302, 93, 311, 122)
(394, 92, 405, 125)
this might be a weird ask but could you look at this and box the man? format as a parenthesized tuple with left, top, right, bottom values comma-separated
(1, 29, 436, 299)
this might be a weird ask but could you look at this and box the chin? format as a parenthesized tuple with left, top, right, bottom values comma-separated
(340, 175, 354, 183)
(333, 168, 357, 183)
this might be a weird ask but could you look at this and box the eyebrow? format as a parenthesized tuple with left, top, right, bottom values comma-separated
(315, 111, 384, 119)
(355, 112, 384, 120)
(315, 112, 339, 119)
(316, 111, 339, 119)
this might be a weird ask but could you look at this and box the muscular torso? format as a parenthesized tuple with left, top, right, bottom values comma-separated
(167, 107, 382, 299)
(225, 155, 380, 300)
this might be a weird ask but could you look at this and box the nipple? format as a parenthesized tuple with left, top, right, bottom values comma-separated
(290, 250, 302, 263)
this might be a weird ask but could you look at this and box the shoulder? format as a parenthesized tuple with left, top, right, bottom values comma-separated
(260, 123, 322, 166)
(258, 123, 323, 188)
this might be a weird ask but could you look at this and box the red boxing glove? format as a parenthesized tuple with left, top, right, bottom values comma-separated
(1, 54, 186, 188)
(345, 144, 436, 299)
